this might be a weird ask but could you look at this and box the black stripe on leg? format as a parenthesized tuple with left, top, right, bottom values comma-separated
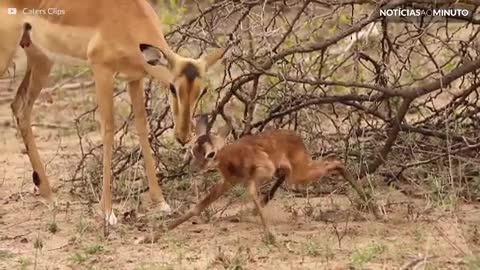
(24, 23, 32, 31)
(32, 171, 41, 187)
(20, 23, 32, 48)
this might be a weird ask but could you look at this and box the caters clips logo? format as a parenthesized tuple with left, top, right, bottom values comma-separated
(6, 7, 65, 15)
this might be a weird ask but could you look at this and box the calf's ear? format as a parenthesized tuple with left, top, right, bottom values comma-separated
(194, 114, 209, 136)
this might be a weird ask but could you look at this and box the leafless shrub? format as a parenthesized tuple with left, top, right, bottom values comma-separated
(69, 0, 480, 216)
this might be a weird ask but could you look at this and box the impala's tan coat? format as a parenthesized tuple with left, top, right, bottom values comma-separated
(168, 115, 344, 234)
(0, 0, 225, 225)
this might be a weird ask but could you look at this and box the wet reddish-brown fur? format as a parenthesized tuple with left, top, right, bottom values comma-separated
(216, 130, 312, 185)
(168, 120, 344, 234)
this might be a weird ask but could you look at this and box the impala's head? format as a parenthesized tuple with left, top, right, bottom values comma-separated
(184, 114, 231, 173)
(139, 44, 225, 145)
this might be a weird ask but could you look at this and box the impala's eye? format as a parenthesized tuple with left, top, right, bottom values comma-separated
(206, 151, 216, 160)
(169, 83, 176, 96)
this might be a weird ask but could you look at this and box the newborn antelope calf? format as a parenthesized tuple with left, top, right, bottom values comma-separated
(167, 115, 344, 234)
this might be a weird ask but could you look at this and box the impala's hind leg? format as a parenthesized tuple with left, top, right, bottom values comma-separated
(291, 159, 344, 185)
(261, 155, 293, 206)
(0, 17, 22, 78)
(261, 167, 289, 206)
(0, 46, 17, 79)
(306, 160, 344, 181)
(11, 41, 54, 201)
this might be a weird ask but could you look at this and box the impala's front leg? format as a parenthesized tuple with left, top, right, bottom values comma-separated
(92, 65, 117, 225)
(127, 79, 171, 212)
(168, 181, 231, 230)
(247, 180, 272, 236)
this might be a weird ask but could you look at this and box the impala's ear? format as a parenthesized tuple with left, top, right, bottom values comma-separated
(217, 122, 231, 139)
(199, 48, 225, 71)
(182, 149, 192, 164)
(139, 43, 175, 85)
(139, 43, 171, 67)
(212, 119, 232, 149)
(194, 114, 209, 136)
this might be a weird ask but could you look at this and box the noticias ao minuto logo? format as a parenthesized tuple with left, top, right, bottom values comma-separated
(380, 7, 471, 18)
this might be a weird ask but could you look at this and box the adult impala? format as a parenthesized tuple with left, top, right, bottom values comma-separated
(0, 0, 225, 225)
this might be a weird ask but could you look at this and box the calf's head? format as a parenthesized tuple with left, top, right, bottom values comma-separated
(184, 114, 231, 173)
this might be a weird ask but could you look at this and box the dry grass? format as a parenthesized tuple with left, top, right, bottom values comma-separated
(0, 81, 479, 268)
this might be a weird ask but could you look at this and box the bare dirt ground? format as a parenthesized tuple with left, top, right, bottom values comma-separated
(1, 58, 480, 270)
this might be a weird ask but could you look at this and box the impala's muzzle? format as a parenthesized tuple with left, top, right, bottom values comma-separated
(176, 136, 187, 146)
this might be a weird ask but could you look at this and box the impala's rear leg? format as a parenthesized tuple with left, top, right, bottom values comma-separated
(261, 156, 292, 206)
(304, 160, 344, 181)
(127, 79, 171, 213)
(91, 65, 117, 225)
(261, 167, 290, 206)
(0, 44, 17, 79)
(0, 16, 21, 77)
(263, 159, 344, 206)
(287, 159, 344, 188)
(168, 181, 231, 230)
(10, 39, 54, 202)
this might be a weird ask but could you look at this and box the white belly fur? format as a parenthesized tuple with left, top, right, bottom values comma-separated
(25, 16, 94, 65)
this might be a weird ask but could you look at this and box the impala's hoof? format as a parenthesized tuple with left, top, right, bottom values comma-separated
(48, 198, 58, 210)
(158, 201, 172, 214)
(263, 230, 276, 245)
(106, 211, 118, 226)
(37, 195, 57, 209)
